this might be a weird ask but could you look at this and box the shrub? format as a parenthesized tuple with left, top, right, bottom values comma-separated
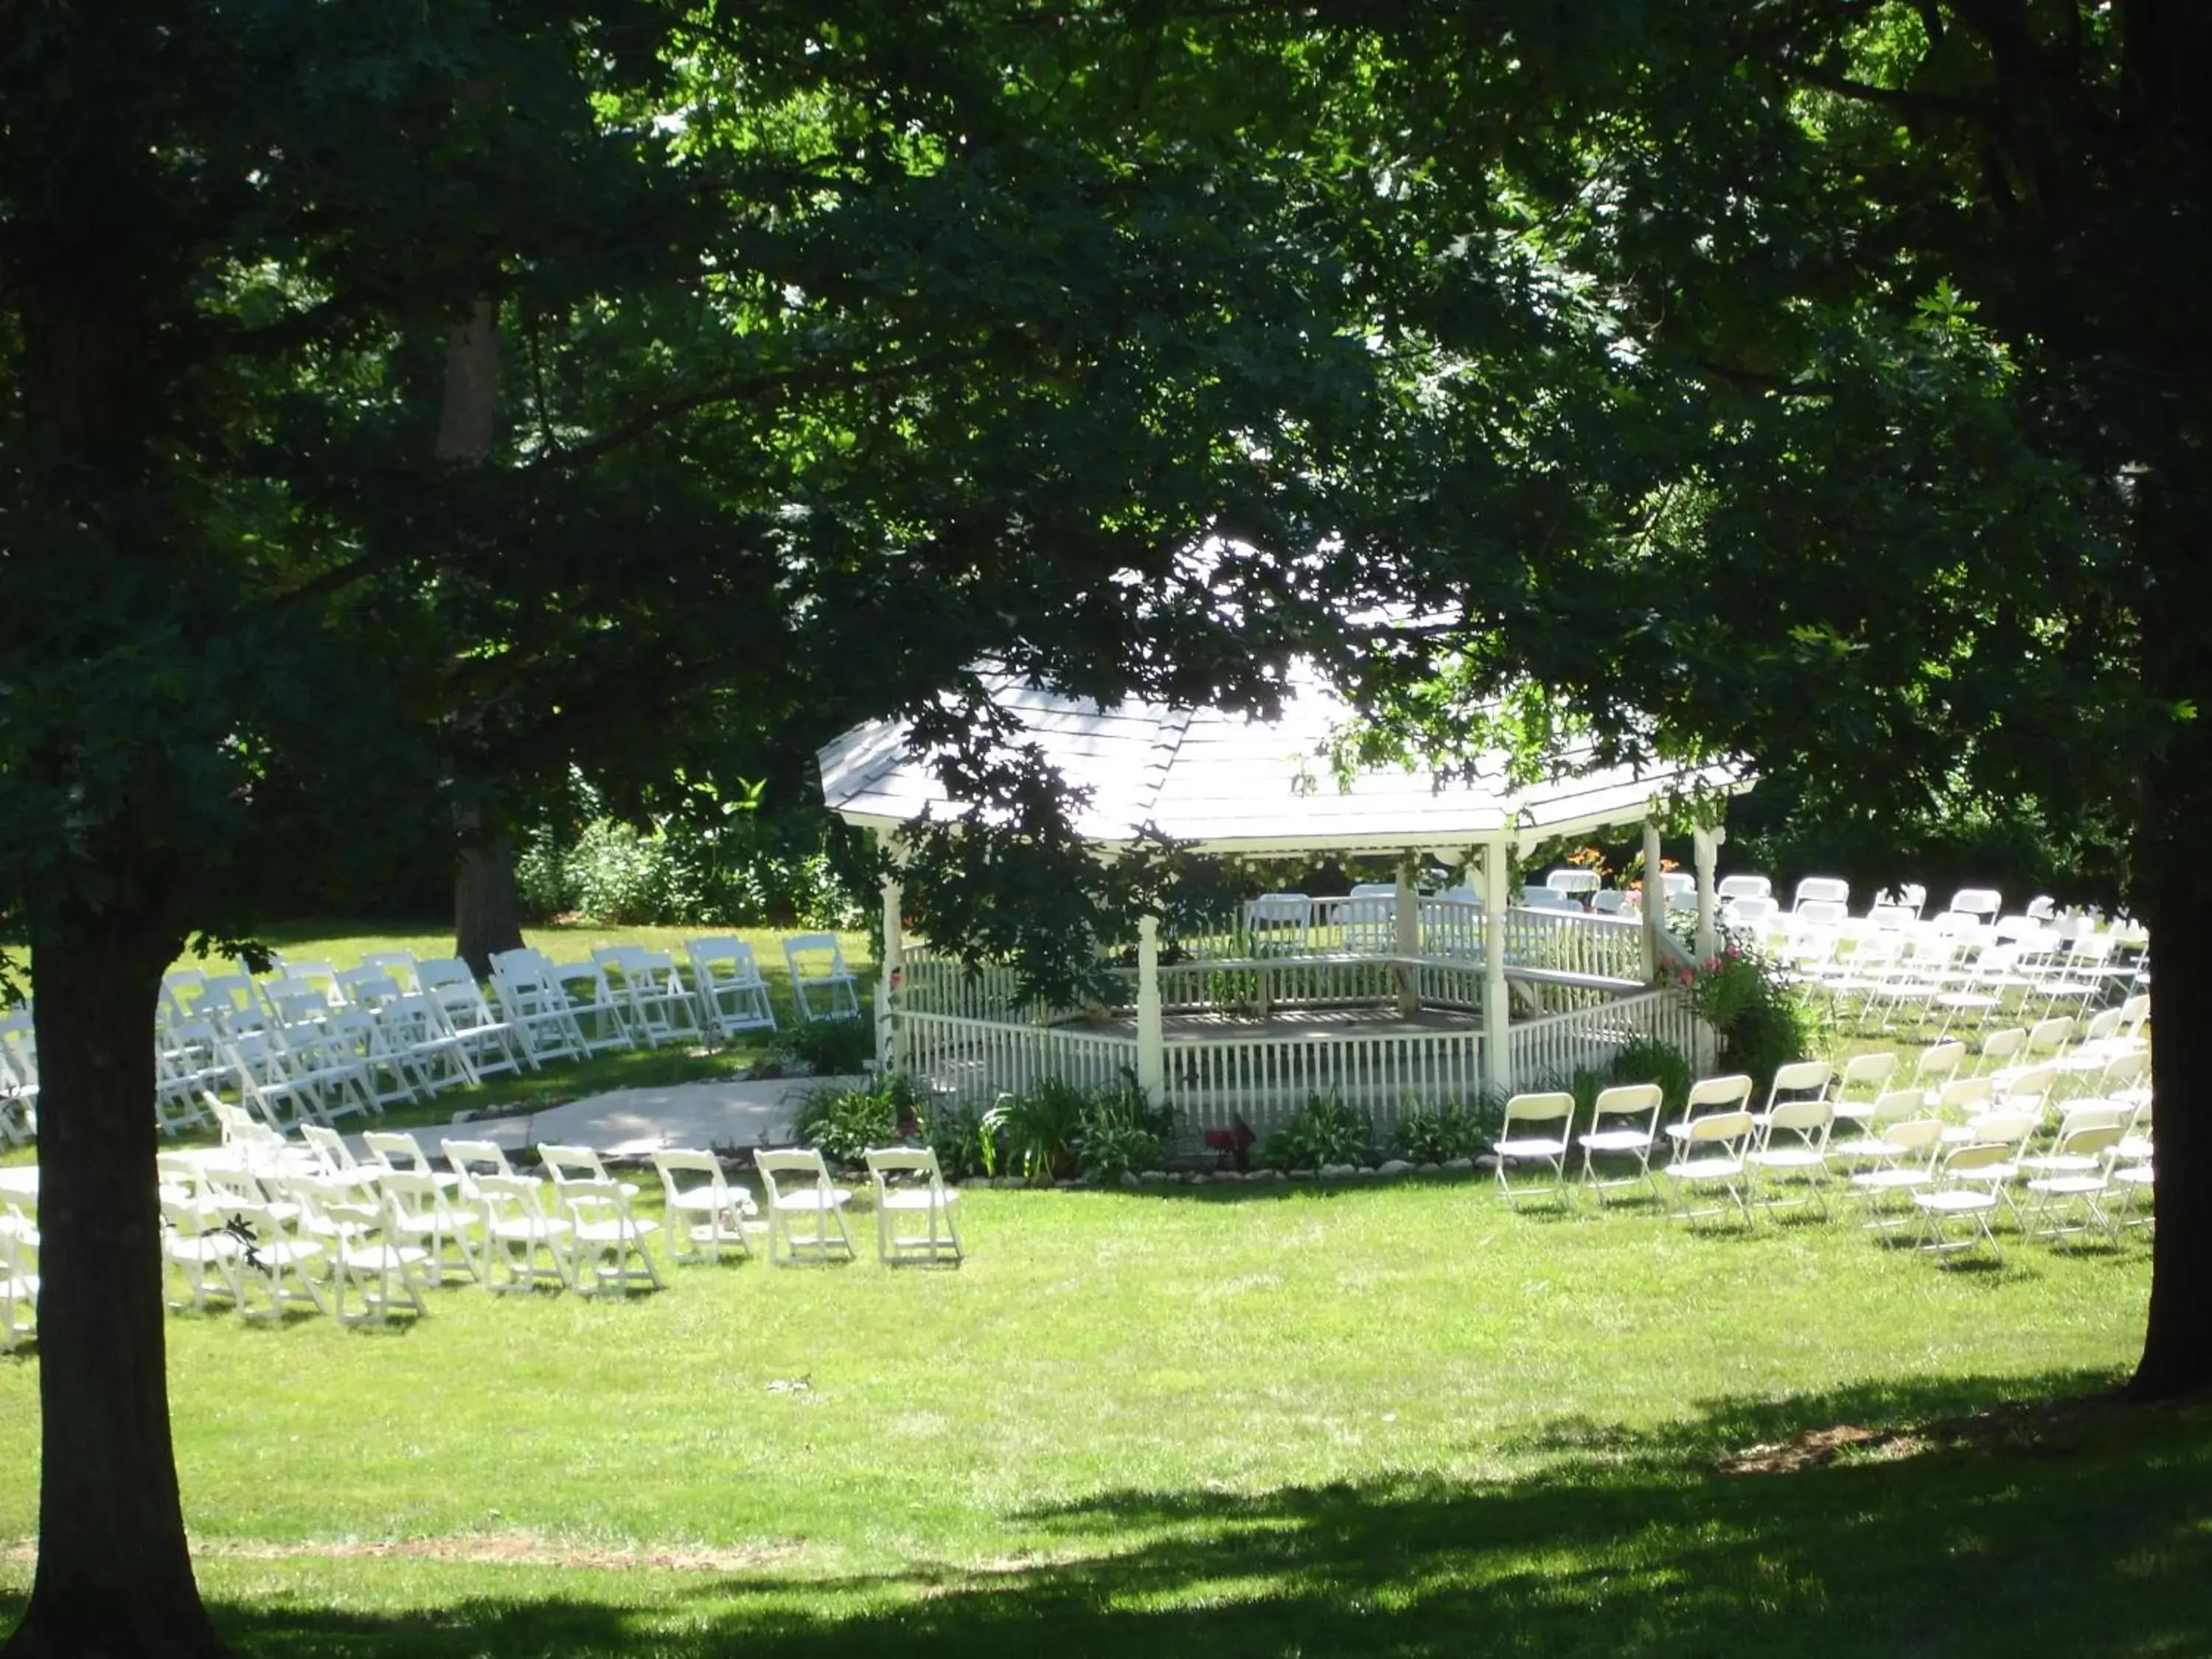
(1390, 1104, 1487, 1164)
(775, 1016, 873, 1076)
(1605, 1034, 1694, 1118)
(925, 1100, 990, 1183)
(983, 1077, 1091, 1185)
(1675, 942, 1823, 1093)
(1262, 1092, 1374, 1170)
(1074, 1072, 1174, 1183)
(793, 1074, 925, 1168)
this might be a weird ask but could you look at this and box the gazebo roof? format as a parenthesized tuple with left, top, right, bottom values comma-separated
(818, 669, 1750, 857)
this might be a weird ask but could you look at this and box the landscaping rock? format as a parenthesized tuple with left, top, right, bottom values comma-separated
(1442, 1157, 1476, 1172)
(1288, 1168, 1317, 1180)
(1138, 1169, 1171, 1184)
(1419, 1161, 1443, 1173)
(1475, 1154, 1502, 1172)
(1119, 1171, 1141, 1189)
(1352, 1165, 1382, 1178)
(1377, 1159, 1415, 1176)
(1318, 1162, 1357, 1179)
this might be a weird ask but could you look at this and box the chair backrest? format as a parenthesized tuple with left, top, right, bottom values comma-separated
(1866, 1088, 1927, 1129)
(1765, 1059, 1832, 1105)
(1996, 1065, 2057, 1110)
(782, 933, 853, 979)
(300, 1123, 358, 1173)
(1545, 868, 1600, 895)
(1794, 899, 1848, 927)
(652, 1146, 731, 1194)
(1962, 1109, 2038, 1147)
(2078, 1006, 2124, 1045)
(1683, 1110, 1754, 1150)
(1914, 1042, 1966, 1085)
(865, 1144, 947, 1191)
(1978, 1027, 2028, 1067)
(1590, 890, 1632, 915)
(755, 1147, 836, 1207)
(364, 1130, 436, 1175)
(1936, 1076, 1994, 1115)
(335, 967, 403, 1007)
(538, 1143, 613, 1186)
(1500, 1091, 1576, 1130)
(1722, 894, 1778, 924)
(1717, 874, 1772, 902)
(1837, 1051, 1898, 1091)
(1882, 1118, 1947, 1156)
(416, 957, 480, 993)
(1686, 1074, 1754, 1113)
(2025, 1015, 2075, 1054)
(2049, 1122, 2125, 1161)
(1792, 876, 1850, 911)
(2115, 992, 2151, 1036)
(688, 936, 765, 979)
(441, 1138, 517, 1182)
(1518, 886, 1579, 911)
(1947, 886, 2003, 920)
(2025, 894, 2057, 920)
(358, 951, 422, 992)
(1761, 1099, 1832, 1141)
(1879, 882, 1928, 914)
(1590, 1082, 1663, 1127)
(1941, 1141, 2018, 1179)
(1865, 902, 1919, 931)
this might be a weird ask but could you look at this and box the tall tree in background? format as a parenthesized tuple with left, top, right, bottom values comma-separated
(1322, 1, 2208, 1395)
(0, 6, 1388, 1649)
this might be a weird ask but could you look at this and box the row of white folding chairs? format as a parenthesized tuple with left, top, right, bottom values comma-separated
(1494, 1043, 2149, 1222)
(0, 1011, 38, 1145)
(1779, 928, 2144, 1034)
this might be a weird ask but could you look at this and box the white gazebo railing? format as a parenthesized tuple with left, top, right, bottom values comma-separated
(1168, 1026, 1486, 1135)
(1507, 987, 1716, 1088)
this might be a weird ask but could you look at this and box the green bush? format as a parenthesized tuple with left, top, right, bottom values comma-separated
(774, 1016, 874, 1076)
(984, 1077, 1090, 1185)
(1390, 1104, 1487, 1164)
(793, 1074, 924, 1168)
(1075, 1073, 1174, 1183)
(925, 1100, 990, 1183)
(1605, 1034, 1694, 1118)
(1676, 941, 1823, 1093)
(1262, 1093, 1374, 1170)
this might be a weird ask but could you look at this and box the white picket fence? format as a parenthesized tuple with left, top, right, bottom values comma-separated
(1165, 1025, 1487, 1135)
(1508, 988, 1714, 1088)
(900, 1012, 1137, 1107)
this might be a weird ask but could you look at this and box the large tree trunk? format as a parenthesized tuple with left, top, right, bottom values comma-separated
(455, 835, 524, 978)
(2132, 872, 2212, 1398)
(437, 302, 525, 976)
(2, 914, 229, 1658)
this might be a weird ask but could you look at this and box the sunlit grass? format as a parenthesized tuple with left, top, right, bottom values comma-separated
(1, 1166, 2197, 1656)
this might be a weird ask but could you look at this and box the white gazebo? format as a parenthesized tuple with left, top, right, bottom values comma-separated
(818, 669, 1750, 1133)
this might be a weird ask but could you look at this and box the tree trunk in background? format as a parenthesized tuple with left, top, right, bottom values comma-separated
(436, 302, 524, 975)
(2, 914, 229, 1659)
(455, 835, 523, 978)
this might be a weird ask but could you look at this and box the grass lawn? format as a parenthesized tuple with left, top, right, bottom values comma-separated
(1, 1169, 2200, 1656)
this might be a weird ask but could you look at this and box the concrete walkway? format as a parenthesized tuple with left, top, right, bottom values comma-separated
(420, 1074, 871, 1159)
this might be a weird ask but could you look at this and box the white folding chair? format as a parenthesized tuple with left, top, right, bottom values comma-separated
(1659, 1110, 1756, 1228)
(1493, 1091, 1576, 1210)
(378, 1166, 484, 1286)
(865, 1146, 964, 1265)
(754, 1148, 855, 1264)
(1827, 1051, 1899, 1135)
(783, 934, 861, 1022)
(1914, 1141, 2014, 1266)
(538, 1144, 663, 1294)
(650, 1147, 757, 1266)
(487, 950, 589, 1065)
(1846, 1114, 1946, 1234)
(417, 958, 532, 1079)
(1745, 1098, 1834, 1221)
(1576, 1082, 1665, 1206)
(471, 1172, 576, 1294)
(1664, 1073, 1755, 1157)
(685, 937, 779, 1040)
(593, 946, 703, 1048)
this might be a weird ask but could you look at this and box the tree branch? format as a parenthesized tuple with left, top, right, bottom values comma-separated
(529, 350, 984, 471)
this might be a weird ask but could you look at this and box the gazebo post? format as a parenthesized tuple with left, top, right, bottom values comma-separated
(1640, 820, 1665, 980)
(1135, 912, 1166, 1103)
(1394, 852, 1420, 1017)
(1693, 823, 1722, 963)
(876, 872, 904, 1072)
(1481, 836, 1512, 1096)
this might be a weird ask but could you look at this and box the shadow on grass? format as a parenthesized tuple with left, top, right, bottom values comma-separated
(7, 1368, 2202, 1658)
